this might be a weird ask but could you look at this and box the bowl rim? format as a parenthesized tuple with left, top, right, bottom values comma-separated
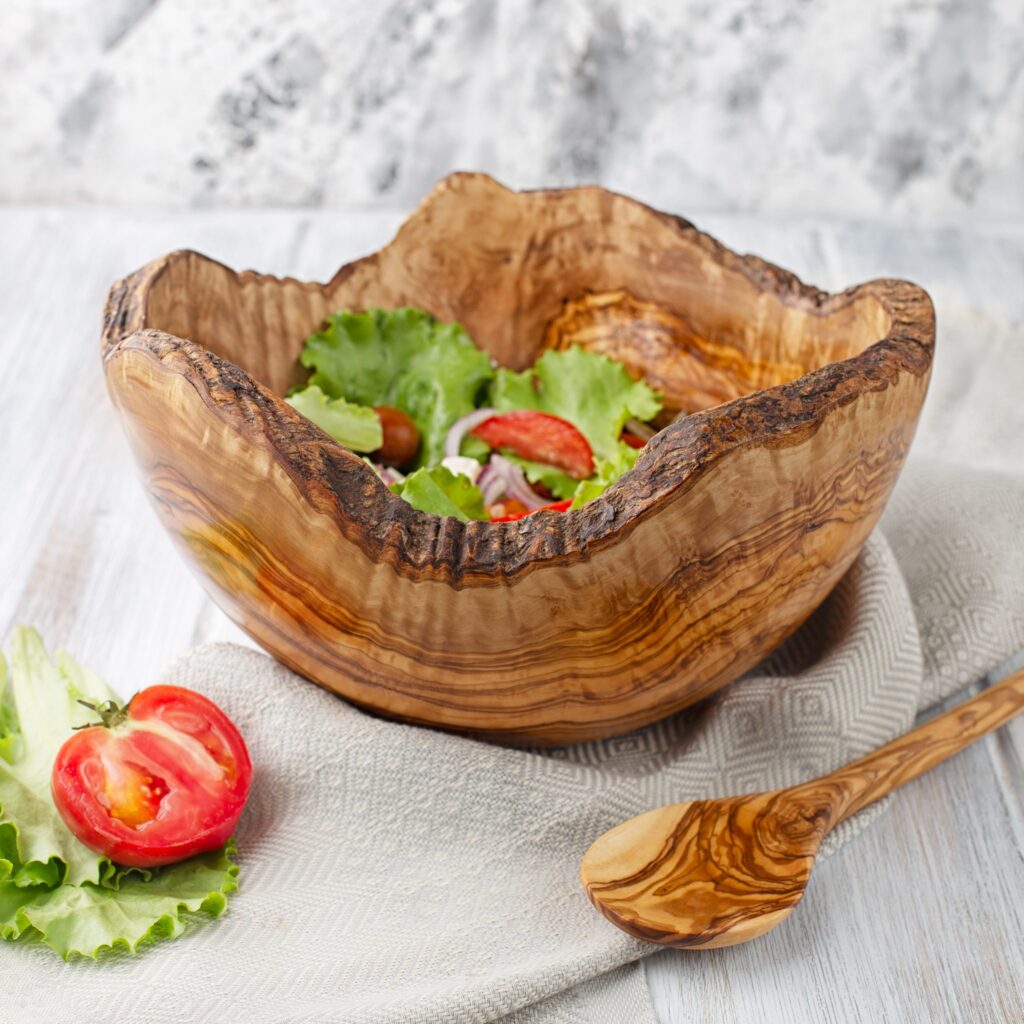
(102, 172, 935, 585)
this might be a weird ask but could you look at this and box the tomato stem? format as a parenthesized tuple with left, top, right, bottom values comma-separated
(74, 697, 131, 730)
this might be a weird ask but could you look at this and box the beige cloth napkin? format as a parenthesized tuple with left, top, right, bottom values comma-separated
(6, 285, 1024, 1021)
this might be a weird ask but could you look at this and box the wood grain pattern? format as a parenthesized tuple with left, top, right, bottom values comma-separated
(581, 668, 1024, 949)
(543, 290, 808, 420)
(99, 172, 935, 745)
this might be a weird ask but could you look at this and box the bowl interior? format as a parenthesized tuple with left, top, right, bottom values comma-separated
(138, 180, 891, 415)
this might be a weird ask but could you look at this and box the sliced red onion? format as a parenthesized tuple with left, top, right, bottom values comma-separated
(489, 454, 547, 509)
(477, 462, 506, 505)
(624, 418, 656, 440)
(444, 407, 497, 459)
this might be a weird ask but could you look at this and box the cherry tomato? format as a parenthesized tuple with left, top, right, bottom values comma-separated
(373, 406, 420, 467)
(470, 411, 595, 479)
(621, 431, 646, 449)
(489, 498, 573, 522)
(51, 686, 252, 868)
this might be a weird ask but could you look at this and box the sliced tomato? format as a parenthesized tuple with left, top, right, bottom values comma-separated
(489, 498, 573, 522)
(470, 411, 594, 479)
(51, 685, 252, 868)
(621, 431, 646, 449)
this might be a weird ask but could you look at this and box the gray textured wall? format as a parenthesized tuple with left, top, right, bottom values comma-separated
(2, 0, 1022, 218)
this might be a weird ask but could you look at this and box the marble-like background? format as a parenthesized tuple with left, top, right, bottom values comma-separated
(1, 0, 1022, 218)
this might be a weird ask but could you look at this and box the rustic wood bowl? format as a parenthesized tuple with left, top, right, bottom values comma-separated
(101, 173, 934, 747)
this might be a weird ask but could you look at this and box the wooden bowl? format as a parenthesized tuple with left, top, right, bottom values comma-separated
(101, 173, 934, 746)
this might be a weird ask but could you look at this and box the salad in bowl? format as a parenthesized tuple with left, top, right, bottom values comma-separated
(285, 307, 662, 522)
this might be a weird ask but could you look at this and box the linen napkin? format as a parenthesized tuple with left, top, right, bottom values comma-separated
(5, 284, 1024, 1021)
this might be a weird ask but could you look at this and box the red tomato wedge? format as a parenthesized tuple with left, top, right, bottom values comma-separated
(51, 686, 252, 868)
(470, 411, 595, 479)
(489, 498, 573, 522)
(620, 431, 646, 449)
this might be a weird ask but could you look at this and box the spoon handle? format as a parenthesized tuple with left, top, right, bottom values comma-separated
(797, 667, 1024, 826)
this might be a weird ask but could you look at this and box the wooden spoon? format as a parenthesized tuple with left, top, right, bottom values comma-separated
(581, 667, 1024, 949)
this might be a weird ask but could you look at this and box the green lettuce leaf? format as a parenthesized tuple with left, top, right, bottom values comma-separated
(0, 654, 17, 764)
(569, 446, 641, 509)
(0, 656, 15, 881)
(490, 347, 661, 461)
(0, 842, 237, 960)
(0, 629, 121, 888)
(458, 433, 491, 463)
(299, 308, 495, 468)
(391, 466, 488, 521)
(286, 385, 383, 452)
(0, 627, 238, 959)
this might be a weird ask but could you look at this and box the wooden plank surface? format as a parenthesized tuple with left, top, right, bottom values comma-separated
(0, 208, 1021, 1022)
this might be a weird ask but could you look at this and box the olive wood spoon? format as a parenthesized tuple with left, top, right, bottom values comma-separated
(581, 667, 1024, 949)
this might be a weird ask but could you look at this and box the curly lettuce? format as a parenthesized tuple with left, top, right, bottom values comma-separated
(298, 308, 495, 468)
(285, 385, 383, 452)
(391, 466, 488, 521)
(291, 307, 663, 510)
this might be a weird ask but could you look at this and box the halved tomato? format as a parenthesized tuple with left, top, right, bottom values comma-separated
(51, 686, 252, 868)
(470, 411, 595, 479)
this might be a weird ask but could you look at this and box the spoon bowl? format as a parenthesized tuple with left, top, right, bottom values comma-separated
(582, 791, 826, 948)
(581, 668, 1024, 948)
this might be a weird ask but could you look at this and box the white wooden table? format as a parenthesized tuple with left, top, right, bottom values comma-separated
(1, 208, 1021, 1023)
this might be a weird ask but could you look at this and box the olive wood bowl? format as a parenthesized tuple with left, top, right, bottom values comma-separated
(101, 173, 934, 746)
